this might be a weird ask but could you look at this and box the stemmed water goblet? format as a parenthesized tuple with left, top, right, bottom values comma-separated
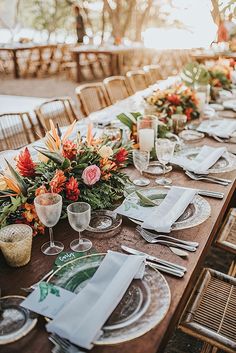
(34, 193, 64, 256)
(155, 138, 176, 185)
(132, 150, 150, 186)
(67, 202, 92, 252)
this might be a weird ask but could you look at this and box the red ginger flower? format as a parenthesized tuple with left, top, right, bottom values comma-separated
(62, 140, 77, 160)
(167, 94, 180, 105)
(17, 147, 35, 177)
(185, 107, 193, 121)
(66, 176, 80, 201)
(50, 170, 66, 193)
(114, 148, 128, 166)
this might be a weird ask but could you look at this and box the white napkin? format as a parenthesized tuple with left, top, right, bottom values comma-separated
(46, 251, 145, 350)
(197, 119, 236, 138)
(142, 186, 196, 233)
(171, 145, 226, 174)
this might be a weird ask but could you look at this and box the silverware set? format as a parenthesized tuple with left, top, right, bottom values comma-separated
(121, 245, 187, 278)
(211, 134, 236, 144)
(185, 170, 232, 186)
(136, 226, 198, 255)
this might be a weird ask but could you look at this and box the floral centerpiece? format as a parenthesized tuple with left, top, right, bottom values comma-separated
(145, 83, 200, 121)
(0, 121, 132, 236)
(208, 63, 232, 91)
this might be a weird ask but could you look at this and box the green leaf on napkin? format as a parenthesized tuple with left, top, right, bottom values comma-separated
(39, 282, 60, 302)
(135, 191, 166, 207)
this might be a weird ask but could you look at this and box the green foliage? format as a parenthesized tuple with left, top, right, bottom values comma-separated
(181, 62, 210, 87)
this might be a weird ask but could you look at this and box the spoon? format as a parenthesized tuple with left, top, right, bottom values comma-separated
(169, 247, 188, 258)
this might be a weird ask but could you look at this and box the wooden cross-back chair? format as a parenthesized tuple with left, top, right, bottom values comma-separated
(143, 65, 162, 85)
(126, 70, 149, 93)
(103, 76, 131, 104)
(75, 82, 111, 117)
(35, 97, 77, 131)
(0, 112, 36, 151)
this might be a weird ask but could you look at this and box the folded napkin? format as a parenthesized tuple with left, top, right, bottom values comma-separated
(171, 145, 226, 174)
(46, 251, 145, 350)
(142, 186, 196, 232)
(197, 119, 236, 139)
(115, 186, 196, 233)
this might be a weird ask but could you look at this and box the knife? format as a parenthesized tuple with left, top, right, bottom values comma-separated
(163, 185, 224, 199)
(121, 245, 187, 273)
(145, 262, 184, 278)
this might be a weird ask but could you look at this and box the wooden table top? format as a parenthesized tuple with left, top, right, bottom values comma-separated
(1, 135, 236, 353)
(0, 43, 58, 52)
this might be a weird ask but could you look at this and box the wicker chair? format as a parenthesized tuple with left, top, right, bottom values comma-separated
(103, 76, 131, 104)
(215, 208, 236, 255)
(0, 112, 36, 151)
(143, 65, 162, 85)
(179, 267, 236, 353)
(35, 97, 77, 131)
(126, 70, 149, 93)
(75, 82, 111, 117)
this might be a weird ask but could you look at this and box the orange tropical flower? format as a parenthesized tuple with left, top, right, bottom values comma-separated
(66, 176, 80, 201)
(100, 158, 117, 180)
(1, 175, 21, 195)
(49, 170, 66, 193)
(62, 140, 77, 160)
(35, 185, 48, 196)
(22, 203, 38, 223)
(17, 148, 36, 177)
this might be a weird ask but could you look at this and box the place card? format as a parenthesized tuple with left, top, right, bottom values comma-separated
(21, 281, 75, 319)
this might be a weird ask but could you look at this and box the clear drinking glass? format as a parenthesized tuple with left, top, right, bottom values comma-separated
(67, 202, 92, 252)
(34, 193, 64, 256)
(132, 150, 150, 186)
(155, 139, 175, 185)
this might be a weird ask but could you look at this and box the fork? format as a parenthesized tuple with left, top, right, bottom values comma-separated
(136, 226, 199, 247)
(185, 170, 231, 184)
(185, 171, 229, 186)
(49, 334, 85, 353)
(138, 227, 197, 252)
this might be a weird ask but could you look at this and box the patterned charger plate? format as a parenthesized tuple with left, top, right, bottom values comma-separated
(175, 147, 236, 174)
(126, 188, 211, 231)
(47, 253, 171, 345)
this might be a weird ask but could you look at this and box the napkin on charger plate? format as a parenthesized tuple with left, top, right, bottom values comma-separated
(171, 145, 226, 174)
(197, 119, 236, 139)
(46, 251, 145, 350)
(115, 186, 196, 233)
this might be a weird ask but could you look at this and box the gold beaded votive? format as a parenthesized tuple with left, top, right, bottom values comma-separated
(0, 224, 33, 267)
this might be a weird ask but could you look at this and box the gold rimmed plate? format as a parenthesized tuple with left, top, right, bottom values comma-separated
(47, 253, 171, 345)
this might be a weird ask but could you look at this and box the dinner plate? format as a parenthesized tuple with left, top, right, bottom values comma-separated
(0, 296, 38, 345)
(179, 130, 205, 143)
(175, 147, 236, 174)
(126, 188, 211, 231)
(47, 253, 171, 345)
(223, 100, 236, 111)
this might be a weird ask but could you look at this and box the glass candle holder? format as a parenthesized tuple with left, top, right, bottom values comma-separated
(172, 114, 187, 134)
(137, 115, 158, 152)
(0, 224, 33, 267)
(103, 127, 121, 141)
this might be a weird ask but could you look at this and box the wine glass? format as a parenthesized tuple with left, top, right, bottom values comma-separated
(67, 202, 92, 252)
(132, 150, 150, 186)
(155, 139, 175, 185)
(34, 193, 64, 256)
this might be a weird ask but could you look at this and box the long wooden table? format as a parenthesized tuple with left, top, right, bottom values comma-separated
(1, 90, 236, 353)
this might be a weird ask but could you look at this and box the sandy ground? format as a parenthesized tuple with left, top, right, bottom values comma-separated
(0, 73, 234, 353)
